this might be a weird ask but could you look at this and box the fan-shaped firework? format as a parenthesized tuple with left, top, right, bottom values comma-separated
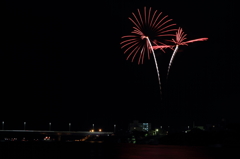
(120, 7, 176, 64)
(153, 27, 208, 79)
(120, 7, 177, 99)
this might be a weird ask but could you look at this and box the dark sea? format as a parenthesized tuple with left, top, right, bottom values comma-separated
(0, 141, 239, 159)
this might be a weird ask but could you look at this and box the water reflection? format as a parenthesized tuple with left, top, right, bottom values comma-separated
(0, 141, 238, 159)
(115, 144, 215, 159)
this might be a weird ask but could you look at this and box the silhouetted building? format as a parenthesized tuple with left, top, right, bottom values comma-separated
(128, 120, 151, 132)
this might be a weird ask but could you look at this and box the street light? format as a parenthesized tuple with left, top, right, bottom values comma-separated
(2, 121, 4, 130)
(24, 122, 26, 130)
(92, 124, 94, 131)
(69, 123, 71, 131)
(114, 124, 116, 133)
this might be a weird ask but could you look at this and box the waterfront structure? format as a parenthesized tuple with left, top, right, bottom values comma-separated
(128, 120, 151, 132)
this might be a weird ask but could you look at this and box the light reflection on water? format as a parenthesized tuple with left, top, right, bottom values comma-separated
(115, 144, 215, 159)
(0, 142, 237, 159)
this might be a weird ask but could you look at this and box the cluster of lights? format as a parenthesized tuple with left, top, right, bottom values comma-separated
(2, 122, 113, 133)
(43, 136, 51, 140)
(89, 129, 102, 132)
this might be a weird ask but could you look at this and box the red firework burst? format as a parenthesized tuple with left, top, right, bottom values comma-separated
(161, 27, 208, 79)
(172, 27, 208, 45)
(120, 7, 177, 64)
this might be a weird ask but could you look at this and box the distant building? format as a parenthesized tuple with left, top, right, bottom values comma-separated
(128, 120, 151, 132)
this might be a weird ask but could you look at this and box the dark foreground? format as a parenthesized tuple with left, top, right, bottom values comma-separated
(0, 141, 239, 159)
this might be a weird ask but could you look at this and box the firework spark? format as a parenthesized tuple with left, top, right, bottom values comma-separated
(153, 27, 208, 79)
(120, 7, 177, 99)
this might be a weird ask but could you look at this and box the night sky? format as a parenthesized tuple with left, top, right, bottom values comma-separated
(2, 0, 239, 131)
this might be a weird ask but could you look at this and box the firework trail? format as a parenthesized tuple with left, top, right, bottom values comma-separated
(120, 7, 177, 99)
(153, 27, 208, 79)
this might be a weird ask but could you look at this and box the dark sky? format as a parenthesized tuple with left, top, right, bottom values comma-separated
(2, 0, 239, 131)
